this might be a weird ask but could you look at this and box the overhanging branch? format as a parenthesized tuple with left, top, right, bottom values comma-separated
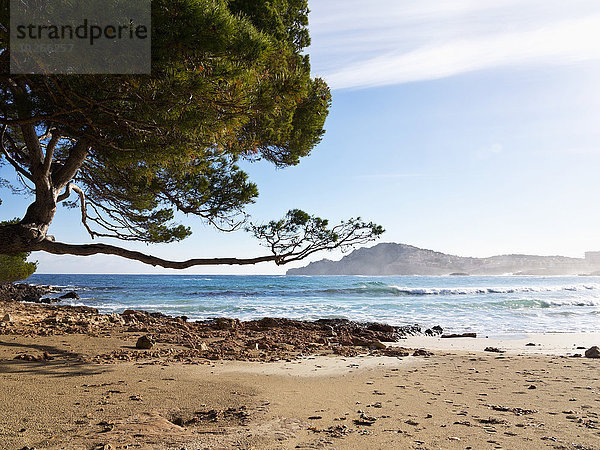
(33, 239, 279, 268)
(0, 208, 383, 270)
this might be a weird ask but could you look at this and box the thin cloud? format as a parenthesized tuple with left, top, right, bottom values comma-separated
(308, 0, 600, 89)
(475, 143, 503, 160)
(353, 173, 424, 181)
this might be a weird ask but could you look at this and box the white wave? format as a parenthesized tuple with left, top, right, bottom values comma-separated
(542, 298, 600, 307)
(389, 284, 600, 296)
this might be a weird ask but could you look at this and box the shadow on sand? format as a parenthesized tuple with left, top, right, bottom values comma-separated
(0, 339, 109, 377)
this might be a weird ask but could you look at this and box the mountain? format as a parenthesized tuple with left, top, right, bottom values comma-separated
(286, 243, 600, 276)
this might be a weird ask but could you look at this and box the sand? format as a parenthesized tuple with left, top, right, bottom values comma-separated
(402, 332, 600, 356)
(1, 305, 599, 449)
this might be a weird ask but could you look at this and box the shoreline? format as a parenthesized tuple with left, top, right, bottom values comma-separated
(2, 283, 599, 359)
(21, 273, 600, 337)
(402, 332, 600, 356)
(2, 289, 600, 448)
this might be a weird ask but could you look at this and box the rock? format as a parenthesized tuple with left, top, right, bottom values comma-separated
(254, 317, 280, 329)
(354, 413, 377, 426)
(584, 346, 600, 358)
(1, 313, 12, 323)
(322, 324, 336, 336)
(368, 339, 387, 350)
(214, 317, 241, 330)
(0, 283, 53, 303)
(59, 291, 79, 299)
(366, 323, 395, 333)
(136, 335, 154, 349)
(199, 342, 209, 351)
(353, 337, 386, 349)
(426, 325, 444, 336)
(484, 347, 504, 353)
(380, 346, 410, 357)
(413, 349, 433, 357)
(38, 297, 60, 304)
(108, 314, 123, 324)
(526, 342, 536, 346)
(442, 332, 477, 338)
(397, 324, 422, 336)
(14, 353, 49, 362)
(122, 309, 152, 323)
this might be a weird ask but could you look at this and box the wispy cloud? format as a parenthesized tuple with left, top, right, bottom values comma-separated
(308, 0, 600, 89)
(475, 143, 503, 160)
(353, 173, 424, 181)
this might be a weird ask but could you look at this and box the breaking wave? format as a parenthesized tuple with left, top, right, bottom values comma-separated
(308, 281, 600, 298)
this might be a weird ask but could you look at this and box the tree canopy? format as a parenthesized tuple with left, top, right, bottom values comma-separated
(0, 0, 383, 267)
(0, 252, 36, 283)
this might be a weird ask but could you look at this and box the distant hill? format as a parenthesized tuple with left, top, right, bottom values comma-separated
(286, 243, 600, 276)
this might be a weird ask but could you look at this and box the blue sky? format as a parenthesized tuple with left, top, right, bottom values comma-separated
(3, 0, 600, 274)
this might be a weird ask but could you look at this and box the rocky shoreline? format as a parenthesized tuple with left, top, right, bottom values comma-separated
(1, 283, 440, 364)
(0, 282, 55, 303)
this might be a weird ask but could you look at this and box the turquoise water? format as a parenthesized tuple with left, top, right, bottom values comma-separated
(27, 274, 600, 335)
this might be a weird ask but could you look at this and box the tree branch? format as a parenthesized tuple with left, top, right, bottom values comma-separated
(19, 123, 44, 168)
(0, 125, 34, 181)
(56, 182, 73, 203)
(33, 239, 278, 268)
(42, 133, 59, 176)
(52, 140, 89, 189)
(56, 182, 96, 238)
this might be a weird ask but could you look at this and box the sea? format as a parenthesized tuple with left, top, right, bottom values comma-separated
(27, 274, 600, 337)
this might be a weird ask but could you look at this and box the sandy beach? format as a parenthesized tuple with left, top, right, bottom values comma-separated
(3, 1, 600, 448)
(1, 300, 599, 449)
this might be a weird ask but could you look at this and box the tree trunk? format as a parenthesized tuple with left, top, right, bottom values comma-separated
(0, 222, 43, 254)
(1, 180, 58, 253)
(20, 191, 57, 243)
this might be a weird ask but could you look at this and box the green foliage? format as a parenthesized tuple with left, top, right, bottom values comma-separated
(249, 210, 385, 264)
(0, 220, 37, 282)
(0, 0, 331, 243)
(228, 0, 311, 52)
(0, 253, 37, 283)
